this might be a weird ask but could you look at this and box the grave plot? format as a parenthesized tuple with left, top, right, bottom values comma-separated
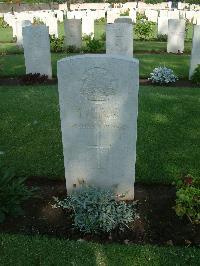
(0, 5, 199, 264)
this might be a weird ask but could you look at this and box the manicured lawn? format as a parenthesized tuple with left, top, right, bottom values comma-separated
(0, 22, 193, 54)
(0, 233, 199, 266)
(0, 52, 190, 79)
(0, 85, 200, 183)
(0, 40, 192, 55)
(0, 27, 13, 43)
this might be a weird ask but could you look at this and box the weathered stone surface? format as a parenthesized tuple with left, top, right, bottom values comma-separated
(16, 19, 31, 46)
(167, 19, 185, 53)
(82, 16, 94, 37)
(23, 25, 52, 78)
(157, 17, 168, 35)
(64, 19, 82, 48)
(114, 16, 133, 24)
(189, 25, 200, 79)
(57, 54, 139, 200)
(106, 23, 133, 56)
(45, 16, 58, 37)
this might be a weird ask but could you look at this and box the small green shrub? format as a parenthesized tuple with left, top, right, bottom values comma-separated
(173, 175, 200, 225)
(100, 32, 106, 42)
(0, 166, 37, 223)
(95, 17, 106, 23)
(120, 10, 129, 16)
(157, 34, 167, 42)
(136, 12, 147, 22)
(82, 34, 104, 53)
(66, 45, 81, 53)
(134, 20, 155, 40)
(191, 64, 200, 85)
(50, 35, 64, 53)
(0, 17, 9, 28)
(33, 17, 44, 25)
(185, 19, 192, 40)
(53, 185, 137, 234)
(148, 66, 178, 85)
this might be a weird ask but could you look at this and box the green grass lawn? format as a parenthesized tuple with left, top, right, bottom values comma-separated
(0, 233, 199, 266)
(0, 85, 200, 184)
(0, 27, 13, 43)
(0, 40, 192, 55)
(0, 52, 190, 79)
(0, 21, 193, 54)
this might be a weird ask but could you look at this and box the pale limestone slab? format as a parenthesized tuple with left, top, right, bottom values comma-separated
(82, 16, 94, 37)
(114, 17, 133, 24)
(64, 19, 82, 48)
(16, 20, 31, 46)
(167, 19, 185, 53)
(57, 54, 139, 200)
(106, 23, 133, 57)
(189, 25, 200, 79)
(158, 17, 168, 35)
(23, 25, 52, 78)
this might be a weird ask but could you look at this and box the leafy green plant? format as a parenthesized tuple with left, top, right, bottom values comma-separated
(82, 34, 104, 53)
(136, 12, 147, 22)
(120, 10, 129, 16)
(185, 19, 192, 40)
(157, 34, 167, 42)
(100, 32, 106, 42)
(134, 20, 155, 40)
(173, 175, 200, 224)
(0, 166, 37, 223)
(191, 64, 200, 85)
(95, 17, 106, 23)
(66, 45, 81, 53)
(0, 17, 9, 28)
(148, 66, 178, 85)
(33, 17, 44, 25)
(50, 35, 64, 53)
(53, 185, 137, 234)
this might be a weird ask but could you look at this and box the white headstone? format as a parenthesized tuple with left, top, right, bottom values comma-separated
(57, 54, 139, 200)
(168, 10, 180, 20)
(158, 17, 168, 35)
(107, 9, 120, 23)
(114, 16, 133, 24)
(46, 16, 58, 37)
(129, 9, 136, 23)
(106, 23, 133, 56)
(189, 25, 200, 79)
(23, 25, 52, 78)
(64, 19, 82, 48)
(16, 20, 31, 46)
(167, 19, 185, 53)
(82, 16, 94, 37)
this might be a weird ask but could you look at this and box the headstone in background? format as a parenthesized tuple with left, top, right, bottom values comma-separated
(16, 19, 31, 46)
(189, 25, 200, 79)
(167, 19, 185, 53)
(106, 23, 133, 56)
(114, 16, 132, 24)
(158, 16, 168, 35)
(23, 25, 52, 78)
(82, 16, 94, 37)
(64, 19, 82, 49)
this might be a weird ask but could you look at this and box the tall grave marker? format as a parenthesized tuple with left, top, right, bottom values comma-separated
(57, 55, 139, 199)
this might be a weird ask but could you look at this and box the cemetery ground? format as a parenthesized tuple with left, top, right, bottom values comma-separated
(0, 23, 200, 264)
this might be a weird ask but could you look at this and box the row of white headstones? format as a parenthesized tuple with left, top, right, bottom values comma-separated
(21, 18, 200, 80)
(4, 7, 200, 44)
(17, 19, 200, 199)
